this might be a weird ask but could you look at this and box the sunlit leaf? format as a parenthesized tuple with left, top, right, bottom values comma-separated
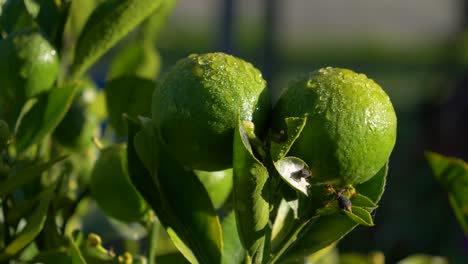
(342, 207, 374, 226)
(278, 163, 388, 262)
(221, 212, 245, 264)
(350, 194, 378, 209)
(127, 117, 222, 264)
(71, 0, 163, 79)
(233, 117, 269, 262)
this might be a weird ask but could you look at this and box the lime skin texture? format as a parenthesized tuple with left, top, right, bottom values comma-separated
(273, 67, 397, 186)
(152, 52, 270, 171)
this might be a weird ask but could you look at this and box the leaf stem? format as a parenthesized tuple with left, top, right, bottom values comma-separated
(147, 214, 159, 264)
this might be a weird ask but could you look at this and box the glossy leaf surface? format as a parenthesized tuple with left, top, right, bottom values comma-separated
(127, 117, 222, 264)
(71, 0, 162, 78)
(233, 118, 269, 261)
(426, 151, 468, 234)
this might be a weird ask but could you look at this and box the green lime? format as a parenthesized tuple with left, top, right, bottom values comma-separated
(90, 145, 148, 223)
(273, 67, 397, 186)
(152, 52, 270, 171)
(0, 31, 59, 99)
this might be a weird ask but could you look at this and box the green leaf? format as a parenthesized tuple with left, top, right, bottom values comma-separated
(31, 248, 73, 264)
(69, 237, 87, 264)
(425, 151, 468, 234)
(271, 199, 297, 253)
(0, 187, 53, 261)
(355, 162, 388, 203)
(397, 254, 448, 264)
(270, 117, 307, 162)
(107, 41, 161, 81)
(194, 169, 233, 209)
(233, 117, 269, 262)
(274, 156, 311, 196)
(342, 207, 374, 226)
(138, 0, 177, 45)
(126, 117, 222, 264)
(350, 194, 378, 209)
(0, 0, 36, 34)
(71, 0, 163, 79)
(0, 156, 66, 196)
(36, 0, 70, 47)
(105, 76, 155, 135)
(278, 163, 388, 262)
(221, 212, 245, 264)
(155, 252, 190, 264)
(15, 83, 79, 153)
(425, 151, 468, 187)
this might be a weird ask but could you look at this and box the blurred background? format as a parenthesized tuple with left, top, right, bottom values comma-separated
(90, 0, 468, 262)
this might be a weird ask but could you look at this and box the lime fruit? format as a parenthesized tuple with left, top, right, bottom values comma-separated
(273, 67, 397, 186)
(152, 52, 270, 171)
(90, 145, 148, 222)
(0, 31, 58, 125)
(0, 31, 59, 99)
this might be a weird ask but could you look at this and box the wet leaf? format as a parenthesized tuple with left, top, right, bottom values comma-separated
(71, 0, 162, 79)
(233, 117, 269, 262)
